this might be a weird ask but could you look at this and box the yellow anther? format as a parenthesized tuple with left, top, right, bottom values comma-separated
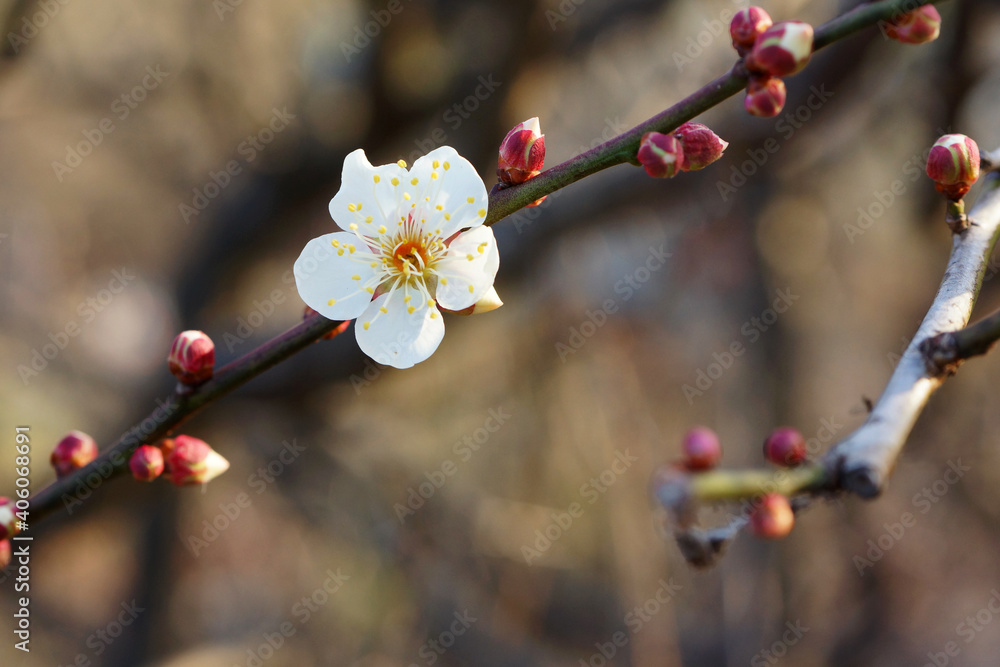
(397, 159, 407, 168)
(440, 277, 448, 285)
(403, 193, 411, 201)
(391, 177, 399, 186)
(443, 161, 450, 170)
(477, 242, 487, 254)
(427, 299, 435, 307)
(356, 202, 363, 210)
(380, 307, 388, 314)
(468, 284, 474, 293)
(467, 197, 475, 204)
(348, 203, 356, 212)
(466, 253, 474, 261)
(478, 209, 486, 217)
(430, 311, 438, 319)
(374, 175, 381, 183)
(410, 178, 419, 186)
(337, 249, 345, 256)
(431, 172, 438, 180)
(433, 160, 440, 168)
(370, 261, 378, 267)
(363, 322, 371, 330)
(378, 225, 387, 234)
(365, 287, 374, 294)
(331, 239, 340, 247)
(365, 216, 373, 223)
(328, 298, 336, 306)
(435, 204, 443, 211)
(443, 213, 451, 221)
(404, 295, 412, 302)
(407, 306, 416, 314)
(348, 245, 356, 253)
(349, 223, 358, 230)
(351, 274, 361, 281)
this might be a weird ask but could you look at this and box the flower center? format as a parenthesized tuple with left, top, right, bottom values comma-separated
(392, 240, 429, 274)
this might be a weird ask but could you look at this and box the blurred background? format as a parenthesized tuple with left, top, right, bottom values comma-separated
(1, 0, 999, 664)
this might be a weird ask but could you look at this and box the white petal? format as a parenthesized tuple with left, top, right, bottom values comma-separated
(409, 146, 489, 239)
(356, 292, 445, 369)
(434, 226, 499, 311)
(294, 232, 379, 320)
(329, 149, 408, 235)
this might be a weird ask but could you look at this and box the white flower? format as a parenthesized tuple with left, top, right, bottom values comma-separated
(294, 146, 500, 369)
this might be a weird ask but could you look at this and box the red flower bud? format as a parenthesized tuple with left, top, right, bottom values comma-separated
(885, 5, 941, 45)
(637, 132, 685, 178)
(681, 426, 722, 471)
(745, 21, 814, 77)
(0, 497, 19, 541)
(744, 76, 787, 117)
(763, 427, 807, 466)
(674, 122, 729, 171)
(498, 117, 545, 185)
(130, 445, 165, 482)
(0, 540, 10, 569)
(168, 330, 215, 385)
(166, 435, 230, 486)
(750, 493, 794, 539)
(730, 6, 773, 53)
(51, 430, 98, 478)
(926, 134, 980, 200)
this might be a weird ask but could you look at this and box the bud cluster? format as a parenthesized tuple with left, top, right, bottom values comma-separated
(732, 9, 813, 118)
(637, 122, 729, 179)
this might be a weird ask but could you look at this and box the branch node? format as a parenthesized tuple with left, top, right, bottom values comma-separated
(918, 332, 961, 377)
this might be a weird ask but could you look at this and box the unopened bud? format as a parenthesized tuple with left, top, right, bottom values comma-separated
(166, 435, 230, 486)
(763, 427, 807, 466)
(168, 330, 215, 385)
(446, 286, 504, 316)
(303, 306, 351, 340)
(926, 134, 980, 200)
(744, 76, 787, 117)
(674, 122, 728, 171)
(637, 132, 685, 178)
(681, 426, 722, 471)
(498, 117, 545, 185)
(51, 430, 98, 478)
(0, 498, 19, 541)
(130, 445, 165, 482)
(730, 6, 773, 53)
(884, 5, 941, 45)
(745, 21, 814, 77)
(750, 493, 795, 539)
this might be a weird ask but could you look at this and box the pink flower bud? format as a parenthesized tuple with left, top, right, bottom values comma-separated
(637, 132, 685, 178)
(0, 498, 19, 541)
(884, 5, 941, 45)
(168, 330, 215, 385)
(730, 6, 773, 52)
(750, 493, 795, 539)
(51, 430, 98, 478)
(744, 76, 787, 117)
(166, 435, 230, 486)
(673, 122, 728, 171)
(498, 117, 545, 185)
(130, 445, 165, 482)
(0, 540, 10, 569)
(763, 427, 807, 466)
(681, 426, 722, 471)
(745, 21, 814, 77)
(927, 134, 980, 200)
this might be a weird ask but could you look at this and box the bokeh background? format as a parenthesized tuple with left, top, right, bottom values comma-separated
(2, 0, 1000, 665)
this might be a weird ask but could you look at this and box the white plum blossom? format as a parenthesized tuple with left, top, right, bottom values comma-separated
(294, 146, 500, 369)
